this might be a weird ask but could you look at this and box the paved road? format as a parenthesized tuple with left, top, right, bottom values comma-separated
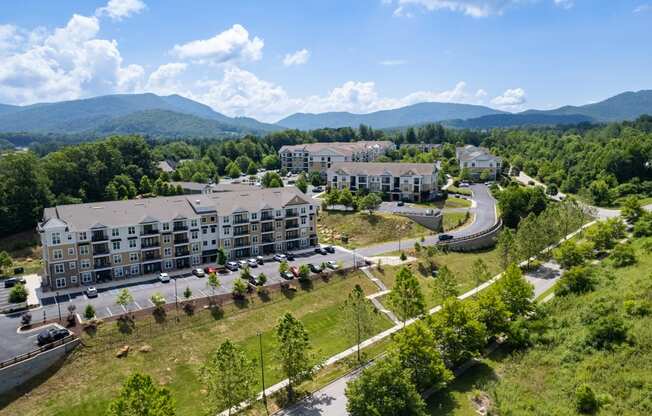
(357, 184, 496, 257)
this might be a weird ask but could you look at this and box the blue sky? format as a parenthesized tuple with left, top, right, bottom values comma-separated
(0, 0, 651, 121)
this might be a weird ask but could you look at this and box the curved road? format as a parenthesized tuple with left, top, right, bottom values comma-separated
(357, 184, 497, 257)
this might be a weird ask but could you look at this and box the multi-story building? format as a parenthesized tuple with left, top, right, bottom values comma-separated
(327, 162, 439, 202)
(456, 145, 502, 180)
(38, 188, 318, 291)
(279, 141, 395, 175)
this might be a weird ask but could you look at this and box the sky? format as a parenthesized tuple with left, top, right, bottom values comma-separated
(0, 0, 650, 122)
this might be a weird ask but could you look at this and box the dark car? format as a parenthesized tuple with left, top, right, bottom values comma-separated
(309, 263, 323, 273)
(397, 201, 405, 207)
(314, 247, 327, 255)
(281, 271, 294, 280)
(37, 328, 70, 346)
(324, 245, 335, 254)
(313, 186, 324, 192)
(3, 277, 26, 288)
(284, 252, 295, 261)
(438, 234, 454, 241)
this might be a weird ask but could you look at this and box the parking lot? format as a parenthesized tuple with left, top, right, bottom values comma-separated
(0, 311, 60, 362)
(35, 246, 358, 321)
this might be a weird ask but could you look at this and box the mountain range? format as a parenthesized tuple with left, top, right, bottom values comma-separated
(0, 90, 650, 139)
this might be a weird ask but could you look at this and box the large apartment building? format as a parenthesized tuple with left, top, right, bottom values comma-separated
(279, 141, 395, 175)
(38, 188, 318, 291)
(327, 162, 439, 202)
(456, 145, 502, 180)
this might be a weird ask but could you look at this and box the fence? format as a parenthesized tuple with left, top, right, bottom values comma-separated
(0, 335, 77, 369)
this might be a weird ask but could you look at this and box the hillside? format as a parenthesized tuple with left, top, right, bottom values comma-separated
(0, 93, 279, 136)
(445, 113, 594, 129)
(277, 102, 505, 129)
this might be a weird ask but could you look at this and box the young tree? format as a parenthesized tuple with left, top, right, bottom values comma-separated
(116, 288, 134, 313)
(338, 188, 354, 207)
(84, 304, 96, 320)
(150, 293, 166, 310)
(621, 195, 643, 223)
(207, 272, 220, 303)
(139, 175, 153, 194)
(345, 356, 427, 416)
(232, 278, 248, 299)
(200, 339, 258, 416)
(295, 174, 308, 193)
(387, 267, 426, 324)
(341, 284, 377, 363)
(390, 320, 452, 391)
(107, 373, 175, 416)
(278, 260, 289, 275)
(183, 286, 192, 300)
(496, 228, 518, 270)
(516, 213, 544, 268)
(431, 266, 459, 302)
(476, 286, 511, 337)
(0, 250, 13, 274)
(276, 313, 315, 401)
(359, 193, 382, 215)
(469, 258, 491, 293)
(554, 240, 586, 269)
(298, 264, 310, 281)
(9, 284, 27, 303)
(429, 298, 486, 367)
(217, 248, 227, 266)
(495, 263, 534, 317)
(555, 266, 595, 296)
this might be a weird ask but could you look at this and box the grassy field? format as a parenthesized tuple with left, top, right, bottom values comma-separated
(415, 197, 472, 209)
(317, 211, 432, 248)
(0, 230, 42, 276)
(447, 186, 473, 196)
(426, 236, 652, 415)
(443, 211, 471, 231)
(0, 272, 392, 416)
(373, 247, 502, 311)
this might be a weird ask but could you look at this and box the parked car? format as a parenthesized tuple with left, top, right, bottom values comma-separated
(290, 266, 300, 277)
(85, 286, 98, 298)
(314, 246, 327, 255)
(159, 272, 170, 283)
(309, 263, 323, 273)
(273, 254, 287, 262)
(247, 258, 258, 268)
(438, 234, 454, 241)
(324, 245, 335, 253)
(281, 271, 294, 280)
(37, 328, 70, 346)
(192, 268, 205, 277)
(226, 261, 239, 271)
(238, 260, 248, 268)
(326, 261, 338, 270)
(397, 200, 405, 207)
(204, 266, 221, 275)
(313, 186, 323, 192)
(3, 276, 26, 288)
(284, 252, 295, 261)
(256, 256, 264, 265)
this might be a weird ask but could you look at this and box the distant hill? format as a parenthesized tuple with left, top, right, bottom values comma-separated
(445, 113, 594, 129)
(276, 102, 506, 130)
(523, 90, 652, 122)
(0, 93, 280, 136)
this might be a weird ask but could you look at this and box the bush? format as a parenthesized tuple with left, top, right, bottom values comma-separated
(610, 243, 637, 267)
(556, 266, 595, 296)
(9, 284, 27, 303)
(553, 240, 585, 269)
(575, 384, 599, 414)
(84, 304, 96, 320)
(633, 213, 652, 237)
(623, 300, 650, 317)
(400, 252, 407, 261)
(586, 315, 627, 349)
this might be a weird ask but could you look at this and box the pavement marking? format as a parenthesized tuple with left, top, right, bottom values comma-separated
(198, 288, 208, 297)
(148, 298, 155, 307)
(105, 307, 112, 317)
(133, 301, 142, 310)
(120, 304, 127, 313)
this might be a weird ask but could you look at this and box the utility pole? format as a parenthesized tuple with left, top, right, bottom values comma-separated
(56, 291, 62, 322)
(258, 331, 269, 415)
(174, 276, 179, 321)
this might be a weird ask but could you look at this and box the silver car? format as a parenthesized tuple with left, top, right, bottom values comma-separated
(247, 258, 258, 268)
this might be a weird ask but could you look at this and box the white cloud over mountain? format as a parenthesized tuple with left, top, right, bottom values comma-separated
(491, 87, 527, 110)
(171, 24, 264, 65)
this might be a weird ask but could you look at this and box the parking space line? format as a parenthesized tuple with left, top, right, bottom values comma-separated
(105, 307, 112, 317)
(148, 299, 155, 307)
(198, 289, 208, 297)
(120, 304, 127, 313)
(133, 301, 142, 310)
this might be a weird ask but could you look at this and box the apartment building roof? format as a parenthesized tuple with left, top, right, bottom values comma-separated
(279, 140, 394, 156)
(40, 187, 314, 231)
(170, 181, 261, 193)
(328, 162, 437, 177)
(456, 145, 501, 162)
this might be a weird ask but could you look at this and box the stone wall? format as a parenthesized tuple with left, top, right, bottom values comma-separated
(439, 220, 502, 252)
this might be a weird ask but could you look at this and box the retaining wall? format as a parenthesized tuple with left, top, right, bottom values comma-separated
(439, 220, 503, 252)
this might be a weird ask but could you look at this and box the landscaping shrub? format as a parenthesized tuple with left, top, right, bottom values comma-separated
(9, 283, 27, 303)
(556, 266, 595, 296)
(610, 243, 637, 267)
(586, 315, 627, 349)
(623, 300, 650, 317)
(84, 304, 95, 320)
(575, 384, 599, 414)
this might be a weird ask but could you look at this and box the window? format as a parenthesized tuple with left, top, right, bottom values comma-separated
(211, 216, 217, 223)
(276, 210, 282, 217)
(112, 241, 121, 250)
(301, 207, 306, 214)
(79, 245, 89, 256)
(164, 260, 173, 269)
(128, 226, 136, 235)
(82, 272, 92, 283)
(53, 249, 63, 260)
(222, 216, 228, 224)
(80, 259, 91, 269)
(203, 241, 208, 247)
(301, 217, 307, 225)
(223, 227, 230, 235)
(211, 239, 216, 245)
(54, 263, 65, 274)
(130, 265, 139, 275)
(211, 225, 217, 233)
(55, 277, 66, 288)
(192, 243, 200, 253)
(129, 239, 137, 248)
(129, 252, 139, 262)
(191, 230, 198, 239)
(79, 232, 87, 240)
(202, 227, 207, 235)
(52, 232, 61, 245)
(191, 219, 198, 227)
(162, 223, 170, 231)
(112, 228, 119, 237)
(164, 247, 172, 257)
(251, 223, 258, 231)
(70, 275, 78, 284)
(252, 235, 258, 243)
(113, 254, 122, 264)
(251, 213, 258, 220)
(114, 268, 123, 278)
(224, 240, 231, 248)
(69, 261, 76, 270)
(68, 247, 75, 256)
(163, 234, 171, 244)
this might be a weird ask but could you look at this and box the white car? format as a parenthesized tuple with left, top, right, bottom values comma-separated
(273, 253, 287, 262)
(159, 272, 170, 283)
(326, 261, 339, 270)
(247, 258, 258, 268)
(226, 261, 239, 271)
(85, 286, 98, 298)
(238, 260, 248, 268)
(192, 268, 205, 277)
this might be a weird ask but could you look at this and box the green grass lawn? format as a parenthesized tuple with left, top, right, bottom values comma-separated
(0, 273, 392, 416)
(373, 247, 502, 311)
(317, 211, 432, 248)
(443, 211, 471, 231)
(447, 186, 472, 196)
(425, 236, 652, 415)
(0, 229, 42, 277)
(415, 197, 472, 210)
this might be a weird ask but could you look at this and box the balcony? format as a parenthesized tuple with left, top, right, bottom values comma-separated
(173, 223, 188, 232)
(261, 212, 274, 221)
(173, 235, 189, 245)
(142, 252, 161, 262)
(94, 259, 111, 269)
(285, 220, 299, 229)
(140, 227, 159, 236)
(174, 249, 190, 257)
(286, 231, 300, 240)
(234, 238, 250, 248)
(91, 232, 108, 242)
(233, 226, 249, 237)
(285, 209, 299, 218)
(261, 223, 274, 233)
(262, 235, 274, 244)
(141, 239, 160, 249)
(92, 244, 110, 256)
(233, 216, 249, 225)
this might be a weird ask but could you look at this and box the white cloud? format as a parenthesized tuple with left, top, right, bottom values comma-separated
(171, 24, 264, 65)
(283, 49, 310, 66)
(145, 63, 187, 95)
(490, 88, 526, 110)
(391, 0, 572, 18)
(0, 13, 144, 104)
(634, 3, 652, 12)
(379, 59, 407, 66)
(553, 0, 573, 9)
(96, 0, 146, 20)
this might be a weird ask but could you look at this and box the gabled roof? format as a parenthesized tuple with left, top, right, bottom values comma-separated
(327, 162, 437, 177)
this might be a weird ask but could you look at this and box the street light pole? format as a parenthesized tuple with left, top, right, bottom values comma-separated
(56, 291, 62, 322)
(174, 276, 179, 321)
(258, 331, 268, 415)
